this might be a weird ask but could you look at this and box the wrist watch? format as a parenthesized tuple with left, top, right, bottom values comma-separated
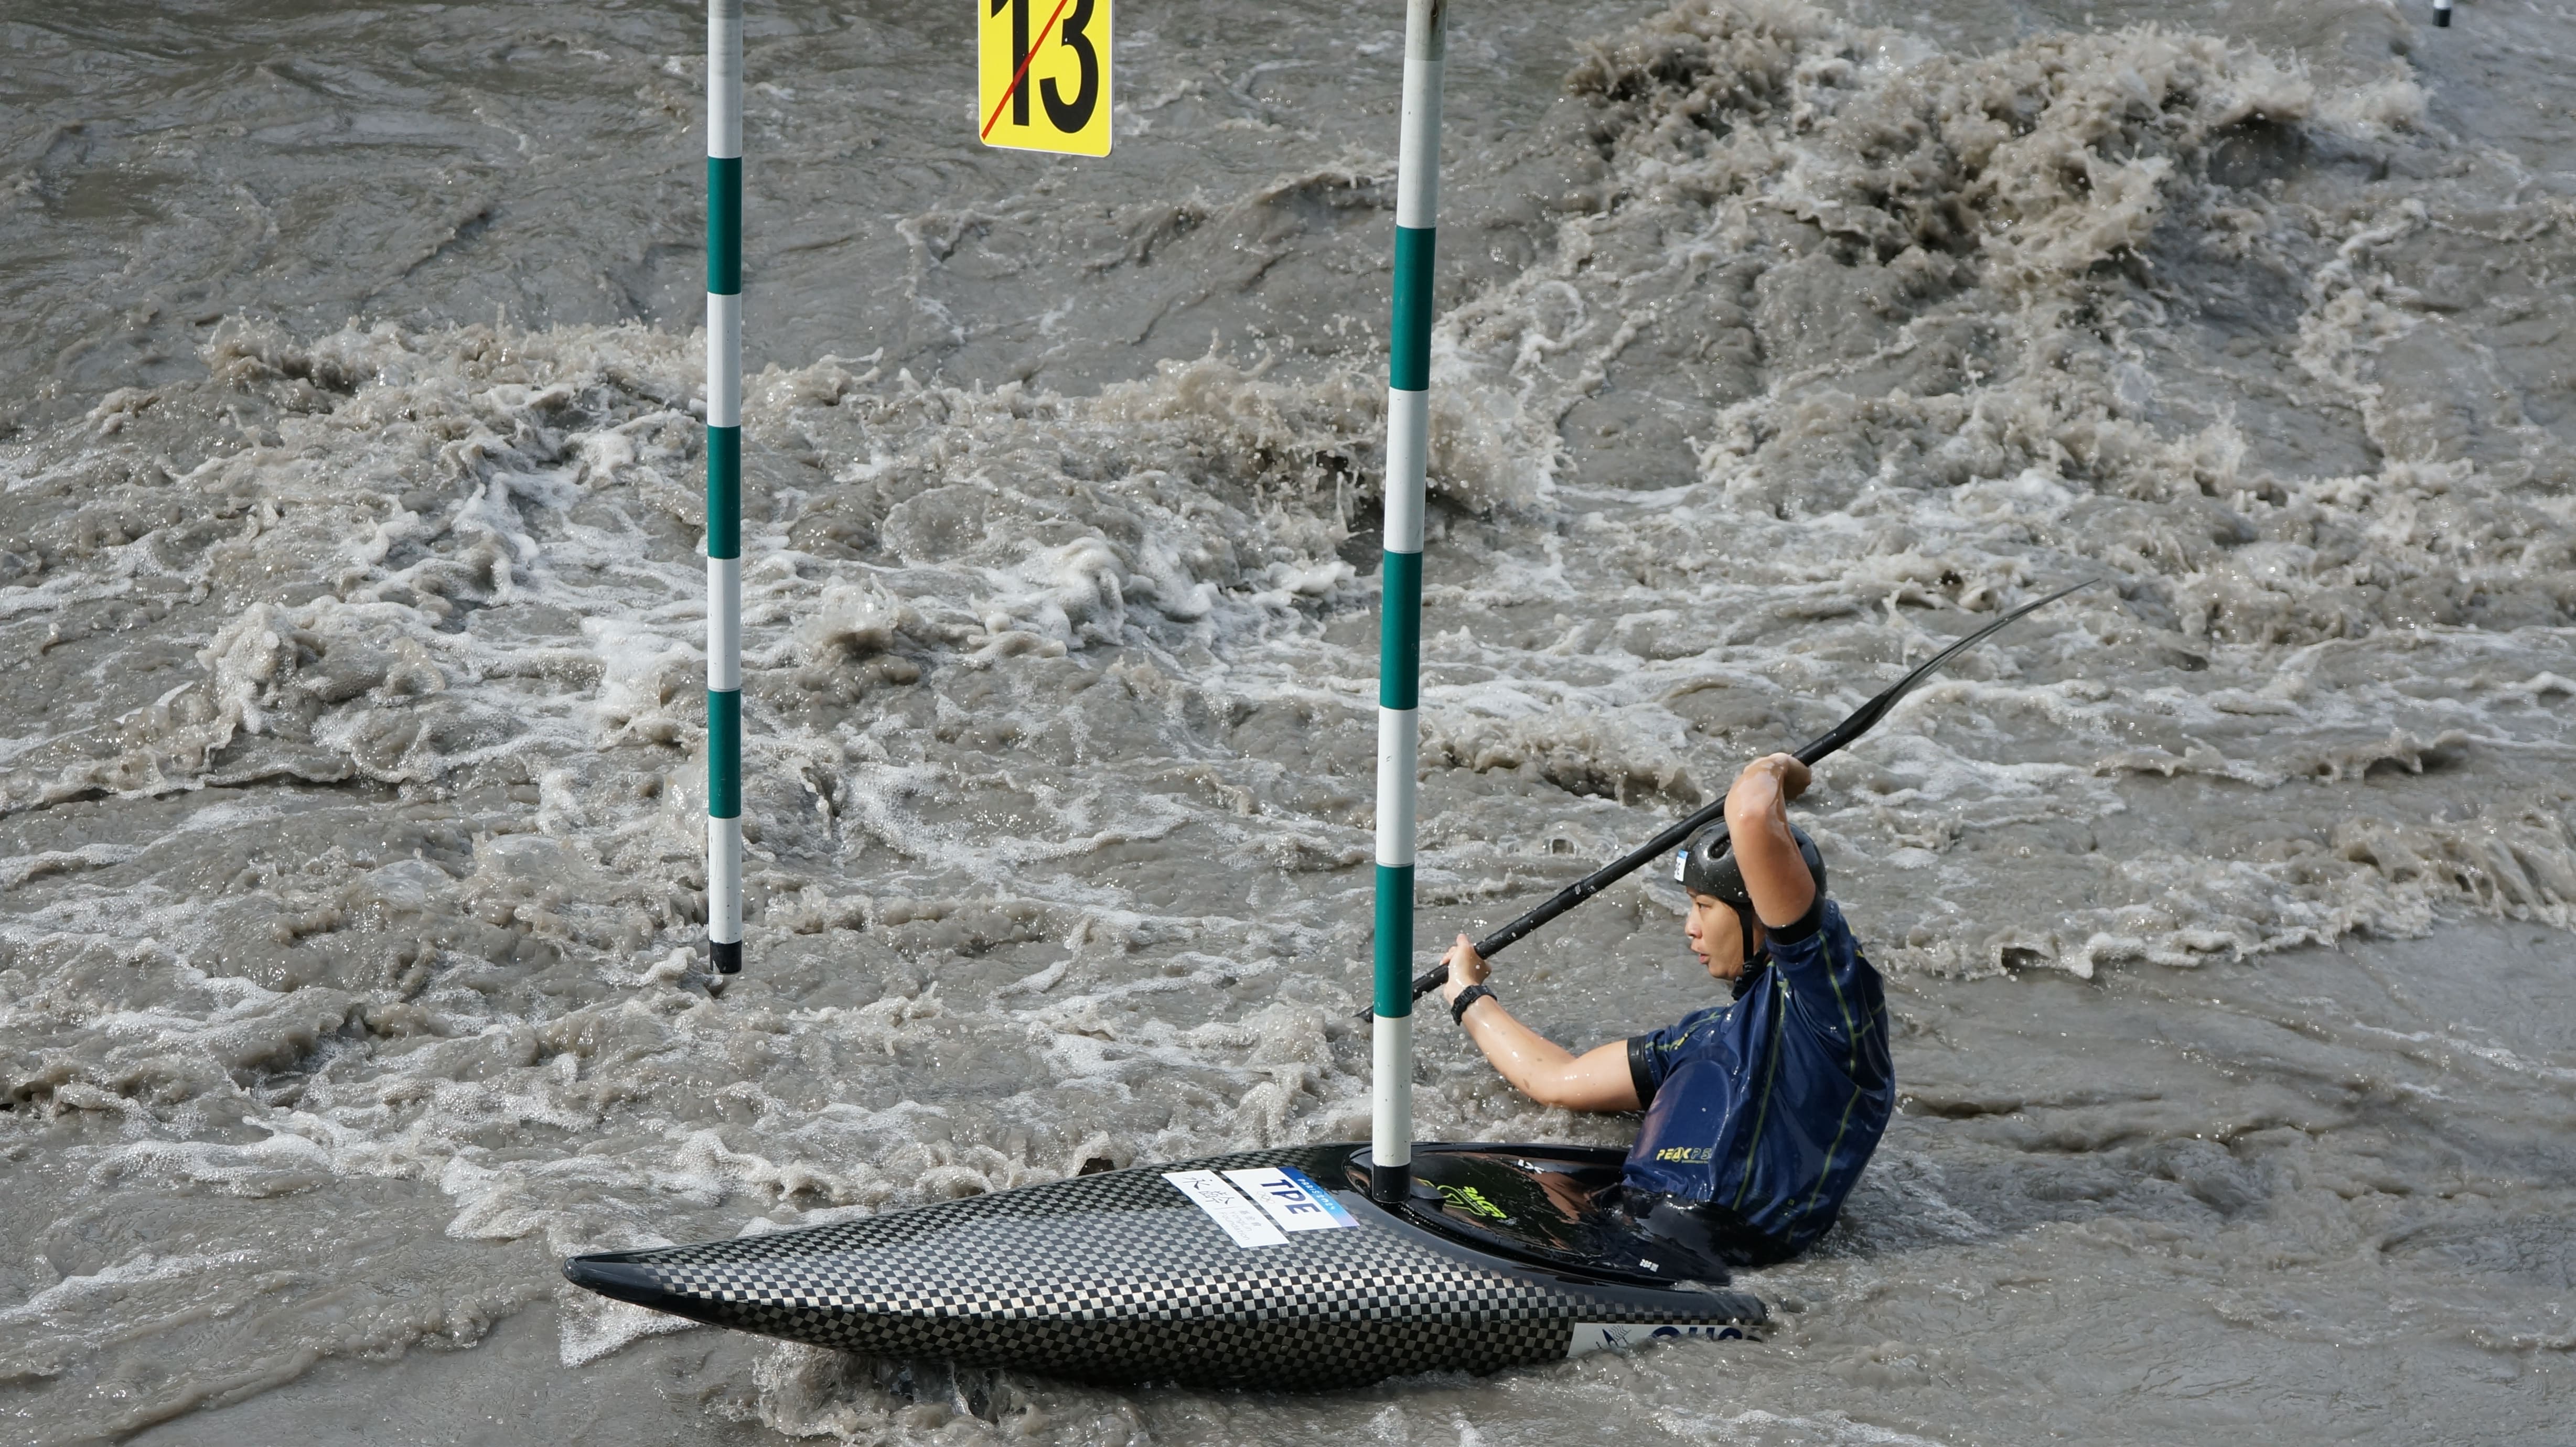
(1450, 983, 1495, 1025)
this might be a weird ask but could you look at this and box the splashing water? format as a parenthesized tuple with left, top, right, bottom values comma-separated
(3, 1, 2573, 1443)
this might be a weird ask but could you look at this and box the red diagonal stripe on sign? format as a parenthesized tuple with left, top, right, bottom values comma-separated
(981, 0, 1080, 142)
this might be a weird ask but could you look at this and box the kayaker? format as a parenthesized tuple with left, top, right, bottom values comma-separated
(1435, 751, 1893, 1268)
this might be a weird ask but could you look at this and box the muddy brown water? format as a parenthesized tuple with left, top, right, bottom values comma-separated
(4, 1, 2574, 1442)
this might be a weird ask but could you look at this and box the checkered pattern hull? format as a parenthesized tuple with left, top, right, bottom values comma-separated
(563, 1144, 1765, 1390)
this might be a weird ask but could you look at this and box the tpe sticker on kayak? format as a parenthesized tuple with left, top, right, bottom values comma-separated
(1162, 1171, 1287, 1247)
(1222, 1167, 1356, 1234)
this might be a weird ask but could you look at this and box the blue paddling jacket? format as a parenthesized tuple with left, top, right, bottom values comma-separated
(1622, 898, 1893, 1256)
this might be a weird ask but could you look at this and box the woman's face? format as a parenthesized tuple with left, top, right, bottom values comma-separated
(1683, 891, 1749, 980)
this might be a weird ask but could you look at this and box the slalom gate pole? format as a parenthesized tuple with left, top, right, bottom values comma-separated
(706, 0, 745, 976)
(1371, 0, 1447, 1206)
(2434, 0, 2451, 26)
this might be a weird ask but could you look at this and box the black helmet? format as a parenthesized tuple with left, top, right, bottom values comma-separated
(1672, 820, 1826, 971)
(1673, 820, 1827, 909)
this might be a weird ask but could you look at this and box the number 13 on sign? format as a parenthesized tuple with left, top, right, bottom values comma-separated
(980, 0, 1111, 156)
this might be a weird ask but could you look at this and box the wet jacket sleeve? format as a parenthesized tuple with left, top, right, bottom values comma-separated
(1765, 892, 1829, 952)
(1763, 899, 1870, 1046)
(1624, 1003, 1726, 1110)
(1625, 1034, 1660, 1109)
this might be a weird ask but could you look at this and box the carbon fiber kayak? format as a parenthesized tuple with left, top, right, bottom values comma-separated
(563, 1142, 1766, 1390)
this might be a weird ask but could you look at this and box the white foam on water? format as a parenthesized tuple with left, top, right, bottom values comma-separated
(0, 1250, 260, 1326)
(1, 0, 2573, 1442)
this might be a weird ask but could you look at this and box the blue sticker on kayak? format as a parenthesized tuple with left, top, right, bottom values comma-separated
(1221, 1166, 1357, 1233)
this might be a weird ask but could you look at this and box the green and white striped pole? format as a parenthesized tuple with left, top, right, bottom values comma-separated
(1370, 0, 1446, 1205)
(706, 0, 744, 976)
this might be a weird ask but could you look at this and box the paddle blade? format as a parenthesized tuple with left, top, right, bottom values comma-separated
(1791, 578, 2097, 767)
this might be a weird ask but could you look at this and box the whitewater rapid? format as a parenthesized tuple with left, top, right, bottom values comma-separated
(4, 1, 2574, 1442)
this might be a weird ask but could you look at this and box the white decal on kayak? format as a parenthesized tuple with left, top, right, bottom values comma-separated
(1163, 1170, 1288, 1247)
(1222, 1167, 1358, 1233)
(1566, 1321, 1749, 1357)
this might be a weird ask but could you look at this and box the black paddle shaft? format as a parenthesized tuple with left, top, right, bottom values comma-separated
(1397, 580, 2095, 1007)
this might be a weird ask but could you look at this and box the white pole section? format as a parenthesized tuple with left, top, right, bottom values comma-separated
(1370, 0, 1446, 1206)
(706, 0, 745, 976)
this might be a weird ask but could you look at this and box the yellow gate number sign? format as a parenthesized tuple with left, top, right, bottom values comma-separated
(980, 0, 1111, 156)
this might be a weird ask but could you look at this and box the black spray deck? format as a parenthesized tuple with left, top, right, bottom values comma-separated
(564, 1143, 1766, 1390)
